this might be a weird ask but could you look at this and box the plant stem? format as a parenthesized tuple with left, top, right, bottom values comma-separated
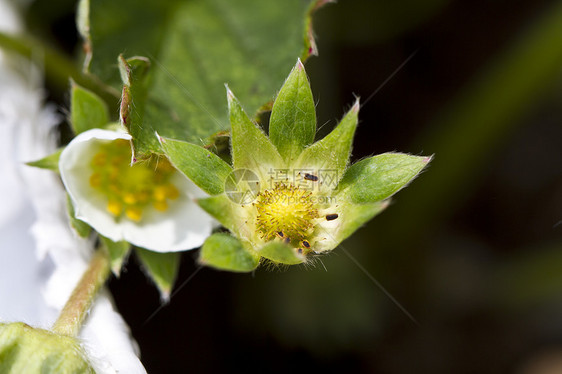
(0, 32, 119, 107)
(52, 249, 111, 337)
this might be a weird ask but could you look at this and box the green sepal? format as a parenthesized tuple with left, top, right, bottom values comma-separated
(269, 59, 316, 163)
(70, 81, 109, 134)
(118, 55, 152, 156)
(227, 87, 283, 171)
(259, 241, 305, 265)
(135, 248, 180, 301)
(160, 136, 232, 195)
(295, 98, 359, 176)
(332, 201, 389, 246)
(100, 236, 131, 276)
(336, 153, 432, 204)
(26, 148, 63, 172)
(65, 194, 91, 238)
(199, 233, 259, 272)
(197, 194, 239, 235)
(0, 322, 95, 373)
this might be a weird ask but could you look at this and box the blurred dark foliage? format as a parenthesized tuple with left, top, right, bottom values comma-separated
(24, 0, 562, 373)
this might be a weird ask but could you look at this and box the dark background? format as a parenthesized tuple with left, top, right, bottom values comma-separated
(24, 0, 562, 372)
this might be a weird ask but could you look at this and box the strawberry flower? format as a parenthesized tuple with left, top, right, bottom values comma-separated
(161, 59, 431, 271)
(59, 128, 213, 252)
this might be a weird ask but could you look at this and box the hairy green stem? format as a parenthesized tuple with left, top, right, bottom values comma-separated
(52, 249, 111, 337)
(0, 32, 119, 106)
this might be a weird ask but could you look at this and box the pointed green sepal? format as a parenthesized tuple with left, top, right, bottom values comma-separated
(295, 98, 359, 176)
(135, 248, 180, 301)
(118, 55, 152, 156)
(66, 194, 91, 238)
(336, 153, 432, 204)
(197, 194, 239, 235)
(227, 87, 283, 171)
(0, 322, 95, 373)
(200, 233, 259, 272)
(26, 148, 63, 172)
(100, 236, 130, 276)
(159, 136, 233, 195)
(70, 81, 109, 135)
(259, 241, 305, 265)
(269, 59, 316, 163)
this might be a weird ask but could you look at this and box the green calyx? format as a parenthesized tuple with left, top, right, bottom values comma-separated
(163, 59, 432, 272)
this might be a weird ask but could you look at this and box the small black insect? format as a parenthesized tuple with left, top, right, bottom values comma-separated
(325, 213, 339, 221)
(302, 240, 310, 249)
(304, 173, 318, 182)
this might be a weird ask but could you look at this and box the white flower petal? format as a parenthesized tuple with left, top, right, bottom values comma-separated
(0, 7, 146, 371)
(59, 129, 214, 252)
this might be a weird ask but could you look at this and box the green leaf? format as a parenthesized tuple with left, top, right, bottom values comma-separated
(135, 248, 181, 300)
(118, 55, 151, 154)
(332, 201, 389, 246)
(336, 153, 432, 204)
(100, 236, 130, 276)
(269, 59, 316, 163)
(294, 98, 359, 176)
(227, 87, 283, 171)
(160, 136, 232, 195)
(70, 81, 109, 134)
(26, 148, 62, 171)
(199, 233, 259, 272)
(0, 322, 95, 373)
(259, 241, 305, 265)
(65, 194, 91, 238)
(88, 0, 324, 155)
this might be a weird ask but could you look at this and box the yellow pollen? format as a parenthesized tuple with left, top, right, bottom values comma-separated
(89, 139, 179, 221)
(254, 183, 319, 242)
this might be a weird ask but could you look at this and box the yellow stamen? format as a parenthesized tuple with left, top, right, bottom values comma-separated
(107, 200, 122, 217)
(254, 183, 319, 242)
(153, 200, 168, 212)
(125, 206, 143, 222)
(90, 140, 180, 222)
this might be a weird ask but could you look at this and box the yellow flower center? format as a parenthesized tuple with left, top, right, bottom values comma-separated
(254, 183, 319, 243)
(89, 139, 179, 222)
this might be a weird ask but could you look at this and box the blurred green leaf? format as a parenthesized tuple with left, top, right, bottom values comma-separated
(88, 0, 324, 155)
(70, 81, 109, 134)
(135, 248, 180, 300)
